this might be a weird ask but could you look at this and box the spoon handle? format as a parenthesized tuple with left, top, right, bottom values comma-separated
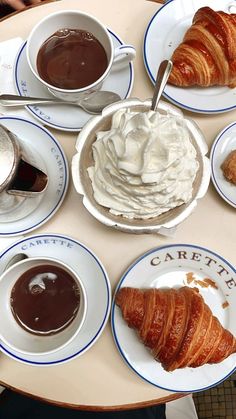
(4, 253, 28, 272)
(0, 94, 65, 106)
(151, 60, 173, 111)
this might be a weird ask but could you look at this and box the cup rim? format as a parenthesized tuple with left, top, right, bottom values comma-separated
(26, 9, 114, 94)
(0, 256, 87, 356)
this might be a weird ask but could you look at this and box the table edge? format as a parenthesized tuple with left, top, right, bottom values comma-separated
(0, 0, 164, 22)
(0, 379, 188, 410)
(0, 0, 60, 22)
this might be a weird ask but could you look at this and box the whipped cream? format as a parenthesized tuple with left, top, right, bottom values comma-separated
(87, 108, 199, 219)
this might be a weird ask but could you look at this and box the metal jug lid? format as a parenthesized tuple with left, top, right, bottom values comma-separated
(0, 125, 20, 193)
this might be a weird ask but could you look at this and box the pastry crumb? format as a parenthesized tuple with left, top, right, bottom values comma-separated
(186, 273, 218, 290)
(222, 301, 229, 309)
(186, 272, 195, 284)
(194, 279, 209, 288)
(203, 277, 218, 289)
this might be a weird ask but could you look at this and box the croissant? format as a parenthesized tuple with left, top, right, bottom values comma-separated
(168, 6, 236, 88)
(115, 286, 236, 371)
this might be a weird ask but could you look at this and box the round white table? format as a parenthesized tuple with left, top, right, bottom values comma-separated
(0, 0, 235, 411)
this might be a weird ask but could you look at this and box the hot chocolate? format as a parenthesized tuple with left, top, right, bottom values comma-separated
(36, 28, 108, 89)
(10, 264, 80, 336)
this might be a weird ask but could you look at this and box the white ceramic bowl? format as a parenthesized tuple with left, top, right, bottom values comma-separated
(72, 98, 210, 234)
(0, 257, 87, 356)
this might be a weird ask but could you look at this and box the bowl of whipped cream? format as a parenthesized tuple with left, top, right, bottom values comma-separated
(72, 98, 210, 234)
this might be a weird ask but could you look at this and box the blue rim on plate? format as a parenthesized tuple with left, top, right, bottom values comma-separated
(210, 122, 236, 208)
(111, 243, 236, 392)
(143, 0, 236, 114)
(0, 234, 111, 365)
(0, 116, 68, 236)
(14, 30, 134, 132)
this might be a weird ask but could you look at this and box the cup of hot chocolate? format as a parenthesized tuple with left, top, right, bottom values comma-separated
(0, 256, 87, 355)
(26, 10, 136, 102)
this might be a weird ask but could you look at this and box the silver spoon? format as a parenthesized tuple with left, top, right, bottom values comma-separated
(151, 59, 173, 111)
(0, 91, 121, 115)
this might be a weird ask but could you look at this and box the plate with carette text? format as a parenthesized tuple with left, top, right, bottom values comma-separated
(143, 0, 236, 114)
(112, 244, 236, 392)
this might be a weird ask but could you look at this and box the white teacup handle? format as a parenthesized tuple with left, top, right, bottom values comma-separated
(112, 45, 136, 70)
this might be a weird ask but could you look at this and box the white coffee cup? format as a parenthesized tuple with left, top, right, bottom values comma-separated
(26, 10, 136, 102)
(0, 256, 87, 356)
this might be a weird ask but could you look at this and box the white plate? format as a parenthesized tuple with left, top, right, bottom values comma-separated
(0, 234, 111, 365)
(210, 123, 236, 208)
(143, 0, 236, 114)
(0, 116, 68, 236)
(14, 31, 134, 132)
(111, 244, 236, 392)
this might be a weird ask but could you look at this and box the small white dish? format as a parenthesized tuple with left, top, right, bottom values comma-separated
(210, 122, 236, 208)
(143, 0, 236, 114)
(0, 116, 68, 236)
(0, 233, 111, 365)
(14, 31, 134, 132)
(111, 244, 236, 392)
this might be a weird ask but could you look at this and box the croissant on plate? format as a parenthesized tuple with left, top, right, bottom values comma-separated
(168, 6, 236, 88)
(115, 286, 236, 371)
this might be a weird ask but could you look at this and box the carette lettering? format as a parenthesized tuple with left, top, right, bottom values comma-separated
(21, 238, 74, 251)
(150, 249, 236, 290)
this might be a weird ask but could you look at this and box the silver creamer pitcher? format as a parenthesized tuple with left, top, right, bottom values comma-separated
(0, 124, 48, 214)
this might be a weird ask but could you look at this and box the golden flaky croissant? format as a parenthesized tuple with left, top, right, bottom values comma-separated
(168, 6, 236, 88)
(115, 286, 236, 371)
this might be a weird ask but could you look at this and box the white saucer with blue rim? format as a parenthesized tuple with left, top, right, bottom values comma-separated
(111, 244, 236, 392)
(143, 0, 236, 114)
(0, 116, 68, 236)
(14, 30, 134, 132)
(0, 234, 111, 365)
(210, 123, 236, 208)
